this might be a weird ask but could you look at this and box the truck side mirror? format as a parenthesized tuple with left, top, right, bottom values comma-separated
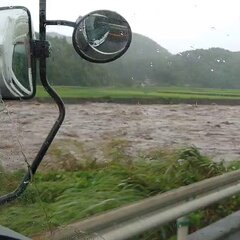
(72, 10, 132, 63)
(0, 7, 36, 100)
(0, 4, 132, 207)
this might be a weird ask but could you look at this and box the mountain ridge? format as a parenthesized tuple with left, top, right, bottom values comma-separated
(45, 32, 240, 88)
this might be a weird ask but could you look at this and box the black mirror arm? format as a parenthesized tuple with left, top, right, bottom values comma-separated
(0, 0, 66, 206)
(45, 20, 76, 28)
(0, 60, 65, 206)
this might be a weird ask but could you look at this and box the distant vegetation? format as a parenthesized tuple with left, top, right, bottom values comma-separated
(45, 32, 240, 89)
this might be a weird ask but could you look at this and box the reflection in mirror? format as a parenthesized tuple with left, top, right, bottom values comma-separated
(73, 10, 132, 63)
(0, 7, 35, 100)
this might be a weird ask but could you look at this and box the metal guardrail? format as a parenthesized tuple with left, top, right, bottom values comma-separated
(43, 170, 240, 240)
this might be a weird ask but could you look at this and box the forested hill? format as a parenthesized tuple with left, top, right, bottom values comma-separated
(45, 32, 240, 88)
(172, 48, 240, 88)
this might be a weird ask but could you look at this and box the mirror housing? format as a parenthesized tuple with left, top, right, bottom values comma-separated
(0, 7, 36, 100)
(72, 10, 132, 63)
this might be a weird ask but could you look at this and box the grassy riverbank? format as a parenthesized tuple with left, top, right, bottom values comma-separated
(1, 143, 240, 239)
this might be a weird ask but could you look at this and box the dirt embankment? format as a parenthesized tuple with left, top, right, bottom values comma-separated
(1, 101, 240, 171)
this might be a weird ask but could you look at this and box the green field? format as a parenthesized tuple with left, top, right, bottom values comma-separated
(36, 86, 240, 104)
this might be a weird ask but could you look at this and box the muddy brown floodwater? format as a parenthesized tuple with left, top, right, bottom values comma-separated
(1, 101, 240, 170)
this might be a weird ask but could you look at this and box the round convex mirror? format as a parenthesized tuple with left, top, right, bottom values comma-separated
(72, 10, 132, 63)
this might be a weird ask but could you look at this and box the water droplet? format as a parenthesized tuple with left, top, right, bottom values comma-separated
(198, 55, 201, 59)
(156, 49, 160, 53)
(150, 62, 153, 67)
(222, 59, 226, 63)
(120, 31, 124, 36)
(178, 159, 185, 165)
(216, 59, 221, 63)
(211, 69, 214, 72)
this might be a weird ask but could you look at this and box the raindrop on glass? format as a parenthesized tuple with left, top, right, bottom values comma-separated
(178, 159, 185, 165)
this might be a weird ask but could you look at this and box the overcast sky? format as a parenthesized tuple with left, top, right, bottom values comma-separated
(1, 0, 240, 53)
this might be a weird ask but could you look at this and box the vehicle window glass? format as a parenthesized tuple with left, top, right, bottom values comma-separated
(1, 0, 240, 239)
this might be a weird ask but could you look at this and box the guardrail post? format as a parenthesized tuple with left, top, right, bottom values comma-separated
(177, 216, 189, 240)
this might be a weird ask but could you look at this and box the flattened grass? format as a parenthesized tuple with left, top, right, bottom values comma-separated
(0, 143, 240, 239)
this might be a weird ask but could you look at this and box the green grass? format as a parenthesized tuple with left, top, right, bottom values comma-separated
(36, 86, 240, 104)
(1, 141, 240, 239)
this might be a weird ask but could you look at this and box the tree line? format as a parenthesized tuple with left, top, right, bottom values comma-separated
(45, 32, 240, 89)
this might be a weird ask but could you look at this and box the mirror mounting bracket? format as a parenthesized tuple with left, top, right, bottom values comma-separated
(0, 0, 131, 206)
(32, 40, 51, 58)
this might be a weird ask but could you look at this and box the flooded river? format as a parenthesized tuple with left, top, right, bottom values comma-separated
(1, 101, 240, 170)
